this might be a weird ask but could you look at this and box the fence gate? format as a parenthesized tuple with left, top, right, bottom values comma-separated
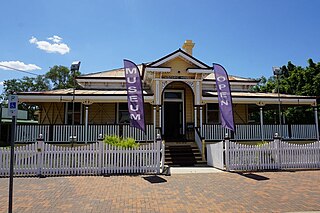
(206, 142, 224, 170)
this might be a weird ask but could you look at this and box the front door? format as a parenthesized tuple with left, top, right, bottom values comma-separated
(163, 102, 183, 141)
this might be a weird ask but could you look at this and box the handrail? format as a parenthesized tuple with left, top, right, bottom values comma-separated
(195, 127, 206, 161)
(155, 127, 165, 173)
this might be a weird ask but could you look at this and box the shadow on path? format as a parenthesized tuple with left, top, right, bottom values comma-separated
(238, 173, 270, 181)
(143, 175, 167, 184)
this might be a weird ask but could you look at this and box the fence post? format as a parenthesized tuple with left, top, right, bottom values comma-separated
(274, 132, 281, 170)
(155, 134, 161, 174)
(36, 134, 44, 177)
(201, 139, 206, 161)
(98, 133, 103, 175)
(224, 133, 230, 171)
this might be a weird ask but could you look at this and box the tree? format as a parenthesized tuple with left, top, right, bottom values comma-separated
(1, 65, 81, 119)
(252, 59, 320, 124)
(2, 75, 50, 119)
(45, 65, 81, 90)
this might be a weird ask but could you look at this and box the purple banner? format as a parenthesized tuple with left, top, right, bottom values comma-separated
(124, 60, 145, 132)
(213, 63, 235, 132)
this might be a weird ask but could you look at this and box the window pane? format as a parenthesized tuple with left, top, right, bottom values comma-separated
(207, 111, 219, 124)
(164, 92, 182, 99)
(207, 103, 219, 124)
(67, 113, 81, 125)
(119, 103, 128, 110)
(67, 102, 81, 111)
(119, 111, 129, 123)
(207, 103, 218, 110)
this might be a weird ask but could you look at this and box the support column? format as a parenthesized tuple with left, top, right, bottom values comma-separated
(260, 107, 264, 141)
(314, 107, 319, 141)
(194, 106, 197, 128)
(153, 106, 156, 141)
(199, 106, 203, 134)
(159, 106, 162, 129)
(85, 106, 89, 144)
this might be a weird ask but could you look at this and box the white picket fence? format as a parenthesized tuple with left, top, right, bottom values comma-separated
(0, 140, 164, 177)
(224, 139, 320, 171)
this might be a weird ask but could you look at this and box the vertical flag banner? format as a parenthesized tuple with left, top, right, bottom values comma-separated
(213, 63, 235, 132)
(124, 59, 146, 132)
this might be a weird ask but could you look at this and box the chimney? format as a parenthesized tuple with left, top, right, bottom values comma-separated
(182, 40, 195, 55)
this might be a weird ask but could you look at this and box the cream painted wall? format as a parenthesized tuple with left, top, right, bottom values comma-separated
(39, 103, 65, 124)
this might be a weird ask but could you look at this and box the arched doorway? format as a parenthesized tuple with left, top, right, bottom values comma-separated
(162, 82, 194, 141)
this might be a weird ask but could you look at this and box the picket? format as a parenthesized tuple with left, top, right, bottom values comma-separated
(225, 140, 320, 171)
(0, 140, 163, 177)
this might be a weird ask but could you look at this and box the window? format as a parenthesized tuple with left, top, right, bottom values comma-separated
(206, 103, 220, 124)
(164, 92, 182, 99)
(66, 103, 82, 124)
(118, 103, 129, 123)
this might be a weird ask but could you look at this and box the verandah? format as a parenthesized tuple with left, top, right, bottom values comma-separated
(14, 123, 319, 143)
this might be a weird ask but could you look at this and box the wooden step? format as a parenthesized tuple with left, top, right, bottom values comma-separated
(164, 141, 206, 166)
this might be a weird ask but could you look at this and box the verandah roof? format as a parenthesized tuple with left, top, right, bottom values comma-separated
(18, 89, 154, 103)
(203, 91, 317, 106)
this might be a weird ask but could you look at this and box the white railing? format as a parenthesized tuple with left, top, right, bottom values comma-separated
(225, 139, 320, 171)
(123, 124, 154, 141)
(262, 125, 289, 139)
(53, 125, 119, 142)
(290, 124, 317, 139)
(202, 124, 307, 140)
(234, 125, 261, 140)
(15, 125, 50, 142)
(202, 124, 231, 140)
(0, 140, 163, 177)
(15, 124, 120, 143)
(194, 128, 202, 153)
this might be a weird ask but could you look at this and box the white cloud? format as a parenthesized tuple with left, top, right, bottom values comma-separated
(48, 35, 62, 43)
(0, 61, 41, 71)
(0, 81, 3, 86)
(29, 35, 70, 55)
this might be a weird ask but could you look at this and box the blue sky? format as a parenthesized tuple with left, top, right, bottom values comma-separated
(1, 0, 320, 91)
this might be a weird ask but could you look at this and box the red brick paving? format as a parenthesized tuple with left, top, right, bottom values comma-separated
(0, 170, 319, 212)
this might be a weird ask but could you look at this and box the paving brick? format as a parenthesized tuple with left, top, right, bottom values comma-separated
(0, 170, 319, 212)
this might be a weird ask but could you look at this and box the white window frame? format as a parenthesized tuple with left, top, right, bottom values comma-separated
(117, 103, 130, 124)
(162, 90, 185, 135)
(65, 102, 83, 124)
(206, 103, 220, 124)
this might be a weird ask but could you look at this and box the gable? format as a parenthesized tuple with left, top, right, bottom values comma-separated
(160, 57, 198, 78)
(147, 49, 211, 69)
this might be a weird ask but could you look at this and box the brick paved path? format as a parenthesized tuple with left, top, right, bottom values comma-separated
(0, 170, 319, 212)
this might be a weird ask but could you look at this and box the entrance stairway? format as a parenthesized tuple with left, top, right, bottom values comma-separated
(165, 142, 207, 166)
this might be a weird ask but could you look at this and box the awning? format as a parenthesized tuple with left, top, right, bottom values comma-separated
(203, 91, 317, 106)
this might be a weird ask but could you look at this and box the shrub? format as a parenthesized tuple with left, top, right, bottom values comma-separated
(103, 135, 139, 148)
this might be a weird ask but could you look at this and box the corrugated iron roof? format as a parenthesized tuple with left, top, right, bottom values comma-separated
(204, 91, 315, 99)
(79, 64, 144, 78)
(18, 89, 153, 96)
